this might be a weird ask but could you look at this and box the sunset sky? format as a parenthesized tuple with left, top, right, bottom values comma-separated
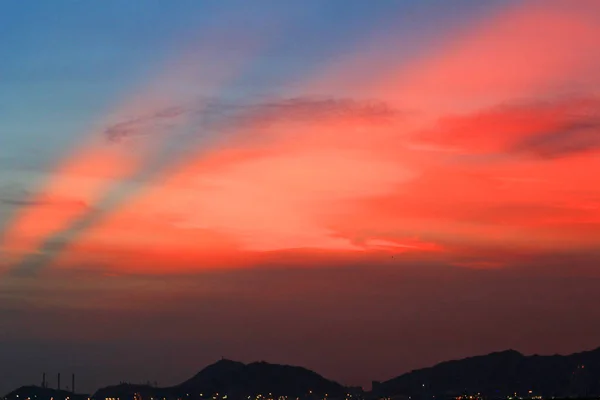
(2, 0, 600, 395)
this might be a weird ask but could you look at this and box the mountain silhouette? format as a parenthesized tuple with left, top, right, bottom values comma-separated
(176, 359, 344, 397)
(3, 385, 88, 400)
(94, 359, 345, 399)
(372, 347, 600, 398)
(9, 348, 600, 400)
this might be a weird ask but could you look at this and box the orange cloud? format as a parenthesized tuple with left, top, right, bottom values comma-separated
(0, 144, 138, 265)
(374, 0, 600, 115)
(59, 97, 415, 268)
(16, 0, 600, 274)
(0, 21, 273, 274)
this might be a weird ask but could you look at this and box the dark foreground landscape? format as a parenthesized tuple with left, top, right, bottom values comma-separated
(5, 347, 600, 400)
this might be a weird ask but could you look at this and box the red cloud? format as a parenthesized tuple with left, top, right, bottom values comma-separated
(416, 97, 600, 157)
(6, 1, 600, 275)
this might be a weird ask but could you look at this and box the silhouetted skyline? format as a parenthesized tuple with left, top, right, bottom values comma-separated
(6, 347, 600, 400)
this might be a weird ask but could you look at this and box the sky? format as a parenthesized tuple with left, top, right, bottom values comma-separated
(1, 0, 600, 395)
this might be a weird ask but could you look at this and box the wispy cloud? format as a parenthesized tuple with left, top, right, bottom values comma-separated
(103, 97, 398, 142)
(511, 120, 600, 159)
(105, 106, 189, 142)
(231, 97, 397, 124)
(417, 96, 600, 159)
(0, 194, 88, 209)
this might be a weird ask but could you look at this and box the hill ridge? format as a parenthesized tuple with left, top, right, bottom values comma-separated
(373, 346, 600, 398)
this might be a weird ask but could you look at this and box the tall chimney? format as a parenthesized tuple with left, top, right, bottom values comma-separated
(42, 373, 46, 388)
(58, 373, 61, 391)
(72, 374, 75, 394)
